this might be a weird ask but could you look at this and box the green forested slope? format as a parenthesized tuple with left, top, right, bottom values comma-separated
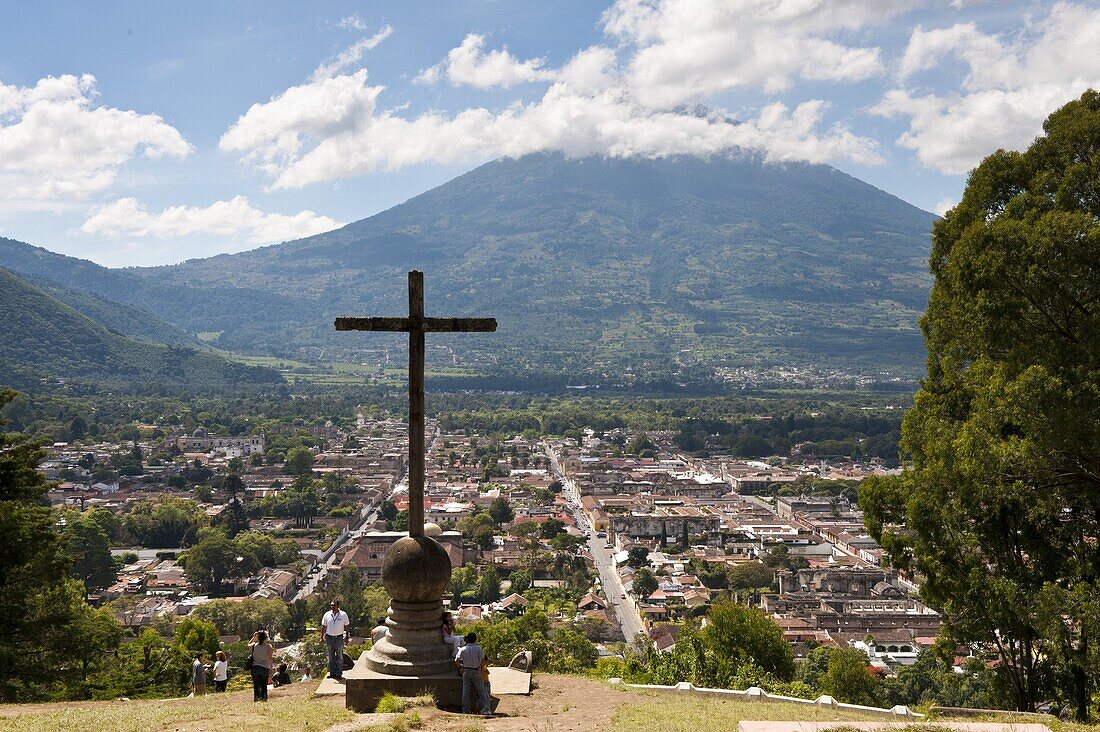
(27, 276, 199, 347)
(0, 268, 281, 389)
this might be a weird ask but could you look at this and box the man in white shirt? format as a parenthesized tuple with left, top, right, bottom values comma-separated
(455, 632, 490, 715)
(321, 599, 351, 681)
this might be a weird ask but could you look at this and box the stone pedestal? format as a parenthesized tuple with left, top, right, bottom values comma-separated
(344, 665, 464, 712)
(349, 534, 468, 711)
(364, 599, 455, 675)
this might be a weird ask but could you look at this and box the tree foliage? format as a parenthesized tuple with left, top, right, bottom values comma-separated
(860, 90, 1100, 719)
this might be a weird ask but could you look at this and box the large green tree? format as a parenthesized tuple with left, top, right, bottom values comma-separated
(0, 389, 122, 701)
(63, 514, 118, 594)
(184, 529, 260, 593)
(701, 601, 795, 681)
(861, 91, 1100, 719)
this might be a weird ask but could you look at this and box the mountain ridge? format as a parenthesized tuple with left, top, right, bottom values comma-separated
(0, 153, 936, 386)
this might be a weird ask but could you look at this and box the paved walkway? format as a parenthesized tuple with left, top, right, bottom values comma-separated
(739, 723, 1052, 732)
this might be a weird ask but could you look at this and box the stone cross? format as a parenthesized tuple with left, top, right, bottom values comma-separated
(335, 270, 496, 538)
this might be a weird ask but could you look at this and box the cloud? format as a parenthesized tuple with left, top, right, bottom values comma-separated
(416, 33, 552, 88)
(80, 196, 341, 244)
(338, 15, 370, 31)
(603, 0, 914, 107)
(934, 196, 956, 216)
(222, 56, 879, 190)
(224, 28, 881, 190)
(0, 74, 191, 202)
(875, 2, 1100, 174)
(312, 26, 393, 81)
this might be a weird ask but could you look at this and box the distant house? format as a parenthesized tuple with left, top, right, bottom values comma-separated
(496, 593, 529, 617)
(577, 593, 608, 612)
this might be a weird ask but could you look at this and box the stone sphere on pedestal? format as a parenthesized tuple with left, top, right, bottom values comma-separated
(381, 535, 451, 601)
(364, 535, 455, 676)
(423, 522, 443, 537)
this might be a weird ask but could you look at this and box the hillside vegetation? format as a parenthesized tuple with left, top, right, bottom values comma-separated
(0, 268, 281, 389)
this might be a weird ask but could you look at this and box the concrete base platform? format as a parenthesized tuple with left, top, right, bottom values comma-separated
(337, 663, 531, 712)
(345, 668, 468, 712)
(488, 666, 532, 695)
(313, 676, 346, 696)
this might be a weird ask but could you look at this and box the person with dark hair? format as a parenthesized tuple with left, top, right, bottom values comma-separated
(321, 600, 350, 681)
(454, 632, 490, 715)
(371, 615, 388, 644)
(272, 662, 292, 687)
(248, 630, 273, 702)
(442, 611, 464, 655)
(190, 652, 207, 696)
(213, 650, 228, 692)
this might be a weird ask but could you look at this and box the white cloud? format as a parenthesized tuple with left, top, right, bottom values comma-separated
(221, 54, 880, 190)
(416, 33, 552, 88)
(80, 196, 341, 243)
(0, 74, 191, 202)
(876, 2, 1100, 174)
(311, 26, 393, 81)
(338, 15, 369, 31)
(934, 196, 956, 216)
(603, 0, 914, 107)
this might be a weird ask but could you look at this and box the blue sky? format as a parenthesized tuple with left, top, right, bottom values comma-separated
(1, 0, 1097, 266)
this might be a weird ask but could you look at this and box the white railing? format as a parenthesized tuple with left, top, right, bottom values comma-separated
(606, 679, 922, 718)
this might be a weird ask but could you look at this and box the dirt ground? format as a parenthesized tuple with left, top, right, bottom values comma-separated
(360, 674, 635, 732)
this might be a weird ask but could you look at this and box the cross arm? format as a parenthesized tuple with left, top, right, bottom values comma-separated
(334, 317, 411, 332)
(334, 317, 497, 332)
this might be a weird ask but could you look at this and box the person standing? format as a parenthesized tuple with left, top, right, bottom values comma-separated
(454, 632, 490, 715)
(248, 630, 274, 702)
(212, 650, 228, 692)
(321, 600, 350, 681)
(190, 652, 207, 697)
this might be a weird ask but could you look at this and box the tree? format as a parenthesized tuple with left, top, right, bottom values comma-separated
(626, 546, 650, 569)
(488, 497, 514, 526)
(450, 566, 477, 605)
(234, 531, 299, 567)
(174, 616, 220, 657)
(191, 598, 290, 639)
(823, 648, 881, 706)
(0, 389, 82, 700)
(478, 566, 502, 603)
(860, 91, 1100, 719)
(68, 601, 124, 684)
(63, 515, 118, 594)
(539, 518, 565, 539)
(727, 562, 774, 591)
(509, 569, 533, 594)
(123, 497, 205, 547)
(69, 415, 87, 440)
(284, 446, 314, 476)
(184, 529, 259, 593)
(457, 512, 496, 550)
(286, 598, 311, 641)
(325, 570, 368, 631)
(701, 601, 795, 681)
(633, 568, 658, 599)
